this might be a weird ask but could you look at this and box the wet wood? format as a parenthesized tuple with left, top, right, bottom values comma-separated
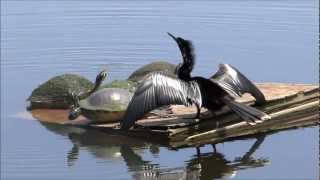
(29, 83, 319, 149)
(184, 101, 317, 146)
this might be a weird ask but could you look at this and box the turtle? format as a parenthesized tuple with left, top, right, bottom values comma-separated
(68, 70, 134, 123)
(66, 61, 177, 122)
(127, 61, 176, 82)
(99, 61, 177, 90)
(27, 74, 95, 109)
(27, 61, 176, 110)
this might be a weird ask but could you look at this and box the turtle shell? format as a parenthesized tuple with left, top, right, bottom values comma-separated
(79, 88, 133, 123)
(128, 61, 176, 82)
(28, 74, 93, 109)
(101, 80, 137, 92)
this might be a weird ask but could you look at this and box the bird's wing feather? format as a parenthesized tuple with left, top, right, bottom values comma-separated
(121, 73, 201, 130)
(210, 64, 266, 104)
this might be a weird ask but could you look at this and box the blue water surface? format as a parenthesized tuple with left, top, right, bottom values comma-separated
(1, 0, 318, 179)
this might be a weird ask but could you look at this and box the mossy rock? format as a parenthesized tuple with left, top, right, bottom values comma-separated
(28, 74, 94, 109)
(128, 61, 176, 82)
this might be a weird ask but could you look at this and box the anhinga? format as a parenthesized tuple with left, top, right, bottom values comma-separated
(120, 33, 270, 130)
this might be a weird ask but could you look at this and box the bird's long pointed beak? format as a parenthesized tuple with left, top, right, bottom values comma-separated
(167, 32, 177, 41)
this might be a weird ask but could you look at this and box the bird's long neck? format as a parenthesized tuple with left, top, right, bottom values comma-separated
(177, 64, 192, 81)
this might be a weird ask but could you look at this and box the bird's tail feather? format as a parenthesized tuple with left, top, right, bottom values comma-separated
(223, 98, 271, 125)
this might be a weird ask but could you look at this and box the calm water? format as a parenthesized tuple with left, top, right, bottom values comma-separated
(1, 0, 318, 179)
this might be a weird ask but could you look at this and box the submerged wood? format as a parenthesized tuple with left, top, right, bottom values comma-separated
(29, 83, 319, 149)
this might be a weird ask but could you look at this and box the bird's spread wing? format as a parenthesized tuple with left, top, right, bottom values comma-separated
(210, 64, 266, 104)
(167, 33, 195, 78)
(120, 73, 202, 130)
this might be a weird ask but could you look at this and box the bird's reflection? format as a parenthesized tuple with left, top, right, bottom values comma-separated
(187, 136, 268, 179)
(129, 135, 269, 180)
(30, 109, 269, 180)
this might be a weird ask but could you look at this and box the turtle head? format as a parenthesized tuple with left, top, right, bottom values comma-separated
(68, 91, 81, 120)
(76, 70, 108, 100)
(95, 70, 108, 87)
(69, 105, 81, 120)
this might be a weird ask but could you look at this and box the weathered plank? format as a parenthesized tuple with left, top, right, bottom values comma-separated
(182, 102, 318, 147)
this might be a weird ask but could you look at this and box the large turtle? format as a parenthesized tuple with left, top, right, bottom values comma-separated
(100, 61, 177, 90)
(68, 70, 134, 123)
(128, 61, 176, 82)
(27, 61, 176, 110)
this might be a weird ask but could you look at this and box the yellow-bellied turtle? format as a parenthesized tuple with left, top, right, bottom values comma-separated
(68, 70, 134, 123)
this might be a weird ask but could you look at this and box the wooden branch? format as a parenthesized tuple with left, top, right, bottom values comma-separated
(184, 101, 318, 146)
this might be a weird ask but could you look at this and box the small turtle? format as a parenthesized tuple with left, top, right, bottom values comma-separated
(27, 74, 95, 109)
(68, 70, 134, 123)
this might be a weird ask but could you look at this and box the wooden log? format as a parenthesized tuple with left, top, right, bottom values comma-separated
(185, 101, 318, 143)
(168, 86, 318, 148)
(28, 83, 319, 149)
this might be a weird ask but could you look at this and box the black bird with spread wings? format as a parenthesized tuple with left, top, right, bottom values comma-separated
(120, 33, 270, 130)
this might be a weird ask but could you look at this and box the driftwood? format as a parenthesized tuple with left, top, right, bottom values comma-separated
(29, 83, 319, 149)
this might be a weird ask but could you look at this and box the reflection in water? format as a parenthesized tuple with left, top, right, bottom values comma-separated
(30, 109, 270, 180)
(130, 136, 269, 180)
(188, 136, 268, 180)
(38, 121, 154, 164)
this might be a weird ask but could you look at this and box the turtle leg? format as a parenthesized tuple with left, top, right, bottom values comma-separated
(68, 90, 81, 107)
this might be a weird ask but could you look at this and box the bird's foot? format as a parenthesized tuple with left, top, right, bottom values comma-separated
(212, 144, 217, 153)
(196, 147, 201, 157)
(215, 121, 220, 129)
